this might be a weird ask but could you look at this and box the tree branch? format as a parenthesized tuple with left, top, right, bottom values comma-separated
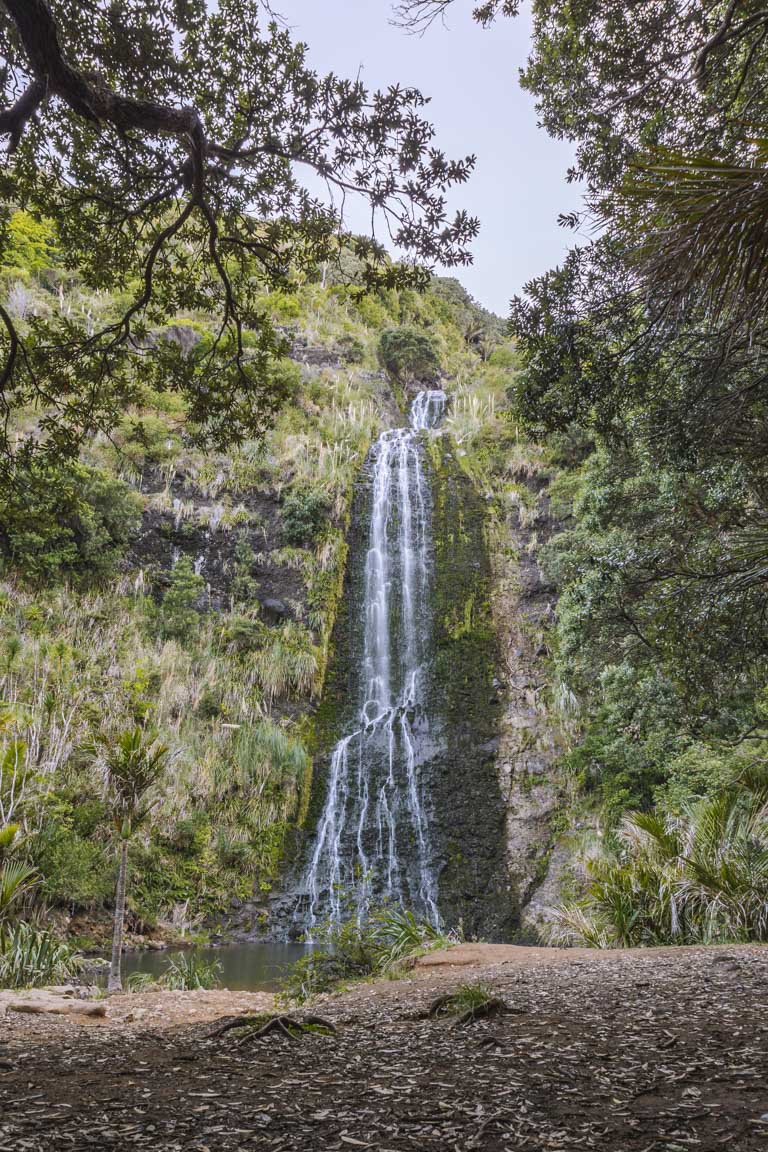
(0, 77, 47, 151)
(2, 0, 205, 146)
(0, 303, 19, 396)
(692, 0, 742, 87)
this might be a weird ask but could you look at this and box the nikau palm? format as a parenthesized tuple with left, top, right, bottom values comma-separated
(548, 779, 768, 948)
(98, 728, 172, 992)
(0, 823, 35, 926)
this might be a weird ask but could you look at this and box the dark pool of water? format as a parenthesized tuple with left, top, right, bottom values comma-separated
(116, 942, 310, 992)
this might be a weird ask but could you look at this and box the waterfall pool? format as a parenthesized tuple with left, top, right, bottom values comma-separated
(111, 942, 311, 992)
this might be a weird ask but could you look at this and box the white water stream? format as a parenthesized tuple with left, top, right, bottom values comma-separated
(303, 390, 447, 933)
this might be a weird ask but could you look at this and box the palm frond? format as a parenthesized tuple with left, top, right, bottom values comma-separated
(616, 142, 768, 324)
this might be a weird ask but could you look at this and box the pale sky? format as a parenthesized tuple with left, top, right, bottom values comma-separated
(279, 0, 583, 315)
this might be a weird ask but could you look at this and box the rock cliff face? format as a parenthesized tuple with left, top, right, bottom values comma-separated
(130, 476, 297, 618)
(224, 395, 569, 942)
(127, 348, 376, 622)
(488, 462, 569, 938)
(422, 435, 512, 938)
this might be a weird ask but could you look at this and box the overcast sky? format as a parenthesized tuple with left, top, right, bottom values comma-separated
(279, 0, 583, 315)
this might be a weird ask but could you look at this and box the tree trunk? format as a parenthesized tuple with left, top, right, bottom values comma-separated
(108, 839, 129, 993)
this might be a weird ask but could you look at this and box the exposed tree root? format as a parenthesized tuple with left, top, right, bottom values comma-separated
(420, 993, 514, 1025)
(453, 999, 509, 1026)
(208, 1014, 337, 1044)
(423, 994, 454, 1019)
(207, 1014, 266, 1039)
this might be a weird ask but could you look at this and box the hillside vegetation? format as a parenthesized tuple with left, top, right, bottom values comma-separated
(4, 203, 766, 957)
(0, 212, 508, 945)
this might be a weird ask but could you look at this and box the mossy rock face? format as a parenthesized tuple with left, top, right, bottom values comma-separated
(418, 436, 510, 938)
(301, 432, 511, 941)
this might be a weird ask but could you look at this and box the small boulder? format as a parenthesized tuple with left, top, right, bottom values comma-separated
(260, 597, 290, 624)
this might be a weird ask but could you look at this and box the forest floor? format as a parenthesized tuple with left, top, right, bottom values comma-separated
(0, 943, 766, 1151)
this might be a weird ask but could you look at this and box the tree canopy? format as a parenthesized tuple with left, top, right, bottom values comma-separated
(378, 324, 441, 384)
(0, 0, 478, 466)
(396, 2, 768, 820)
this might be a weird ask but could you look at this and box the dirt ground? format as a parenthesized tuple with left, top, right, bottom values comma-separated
(0, 943, 766, 1151)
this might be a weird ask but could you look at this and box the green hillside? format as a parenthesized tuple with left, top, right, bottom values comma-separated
(0, 212, 513, 946)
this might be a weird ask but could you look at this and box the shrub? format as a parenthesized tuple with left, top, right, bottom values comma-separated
(158, 555, 205, 640)
(262, 289, 301, 322)
(221, 613, 268, 653)
(114, 413, 179, 468)
(0, 922, 83, 989)
(160, 950, 221, 990)
(231, 534, 259, 604)
(0, 462, 142, 584)
(269, 357, 302, 400)
(1, 210, 57, 274)
(195, 686, 225, 720)
(167, 813, 211, 858)
(281, 489, 330, 547)
(337, 332, 365, 364)
(368, 906, 447, 971)
(126, 970, 157, 992)
(354, 291, 392, 330)
(547, 776, 768, 947)
(378, 326, 441, 384)
(280, 917, 380, 1004)
(250, 623, 320, 705)
(428, 982, 498, 1019)
(35, 826, 114, 909)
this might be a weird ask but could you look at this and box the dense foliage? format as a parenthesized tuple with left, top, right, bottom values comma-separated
(0, 0, 480, 472)
(0, 826, 82, 987)
(549, 773, 768, 947)
(377, 325, 441, 385)
(462, 1, 768, 940)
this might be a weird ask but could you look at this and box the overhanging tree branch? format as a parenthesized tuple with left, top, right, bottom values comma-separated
(0, 0, 479, 463)
(0, 76, 46, 150)
(2, 0, 206, 145)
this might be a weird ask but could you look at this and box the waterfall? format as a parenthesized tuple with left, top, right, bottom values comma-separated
(303, 389, 447, 933)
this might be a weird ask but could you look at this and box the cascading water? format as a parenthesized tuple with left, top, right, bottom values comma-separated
(302, 389, 447, 933)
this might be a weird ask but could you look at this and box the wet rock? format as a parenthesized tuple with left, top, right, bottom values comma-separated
(258, 408, 512, 942)
(260, 597, 290, 624)
(492, 477, 571, 930)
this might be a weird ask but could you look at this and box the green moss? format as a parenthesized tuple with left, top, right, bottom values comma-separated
(428, 437, 499, 728)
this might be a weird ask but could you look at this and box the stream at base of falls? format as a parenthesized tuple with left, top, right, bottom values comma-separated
(300, 389, 448, 935)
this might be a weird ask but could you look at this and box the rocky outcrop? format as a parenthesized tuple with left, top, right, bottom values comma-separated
(129, 476, 300, 614)
(489, 460, 568, 939)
